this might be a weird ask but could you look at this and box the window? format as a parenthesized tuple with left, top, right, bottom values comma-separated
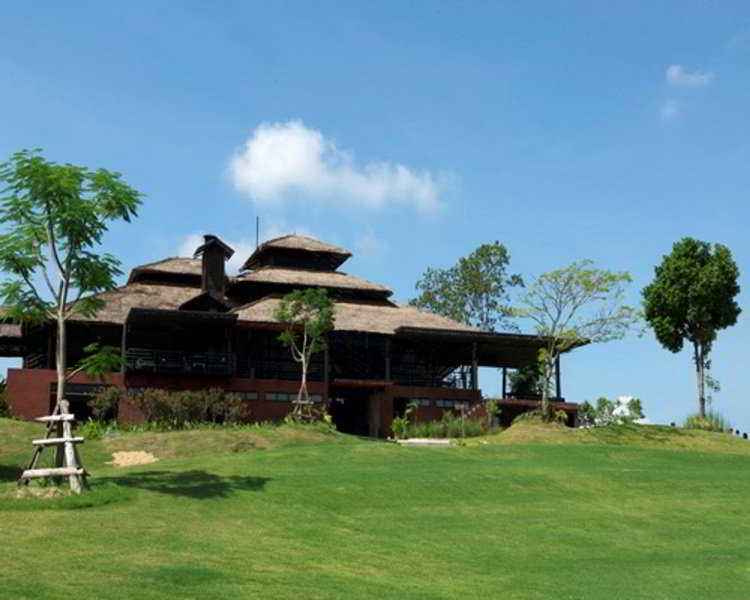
(235, 391, 258, 401)
(266, 392, 295, 402)
(266, 391, 321, 403)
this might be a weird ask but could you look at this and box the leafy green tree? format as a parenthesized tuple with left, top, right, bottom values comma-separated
(410, 241, 523, 332)
(518, 260, 639, 421)
(642, 238, 740, 417)
(508, 364, 542, 397)
(273, 288, 335, 421)
(0, 149, 142, 417)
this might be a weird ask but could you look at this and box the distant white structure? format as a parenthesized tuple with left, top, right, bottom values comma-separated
(613, 396, 649, 425)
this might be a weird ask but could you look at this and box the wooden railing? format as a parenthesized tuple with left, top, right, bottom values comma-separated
(125, 348, 236, 377)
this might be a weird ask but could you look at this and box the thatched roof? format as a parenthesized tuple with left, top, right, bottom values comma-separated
(128, 258, 202, 284)
(232, 297, 479, 335)
(231, 297, 580, 368)
(233, 267, 391, 297)
(241, 235, 351, 271)
(69, 283, 201, 324)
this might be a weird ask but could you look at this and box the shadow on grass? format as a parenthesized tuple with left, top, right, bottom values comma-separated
(0, 464, 23, 482)
(97, 470, 271, 499)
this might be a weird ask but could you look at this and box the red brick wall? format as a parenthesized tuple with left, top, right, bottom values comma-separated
(7, 367, 486, 435)
(7, 368, 125, 420)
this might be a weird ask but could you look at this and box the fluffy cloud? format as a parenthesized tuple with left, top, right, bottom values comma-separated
(660, 99, 681, 121)
(228, 121, 442, 214)
(665, 65, 713, 87)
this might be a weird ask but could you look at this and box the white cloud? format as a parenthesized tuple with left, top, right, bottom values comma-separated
(228, 121, 443, 214)
(355, 230, 387, 260)
(665, 65, 713, 87)
(660, 99, 681, 121)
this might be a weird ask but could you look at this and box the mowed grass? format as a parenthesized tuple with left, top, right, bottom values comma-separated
(2, 418, 750, 599)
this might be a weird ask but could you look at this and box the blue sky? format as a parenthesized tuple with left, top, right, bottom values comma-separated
(1, 2, 748, 427)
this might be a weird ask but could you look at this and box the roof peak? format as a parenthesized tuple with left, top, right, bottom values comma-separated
(241, 234, 352, 272)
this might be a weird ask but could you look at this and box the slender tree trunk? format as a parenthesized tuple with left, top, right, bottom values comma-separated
(293, 361, 310, 420)
(54, 312, 66, 413)
(541, 357, 551, 422)
(693, 341, 706, 418)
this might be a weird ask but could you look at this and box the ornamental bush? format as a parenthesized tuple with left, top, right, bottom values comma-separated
(88, 387, 250, 428)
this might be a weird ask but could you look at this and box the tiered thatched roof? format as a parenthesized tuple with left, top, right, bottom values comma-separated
(232, 297, 479, 335)
(69, 283, 200, 324)
(241, 235, 351, 271)
(233, 267, 391, 297)
(128, 257, 202, 284)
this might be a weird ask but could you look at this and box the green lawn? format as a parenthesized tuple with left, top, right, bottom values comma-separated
(2, 418, 749, 599)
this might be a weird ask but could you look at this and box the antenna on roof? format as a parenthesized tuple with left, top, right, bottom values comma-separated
(256, 216, 259, 249)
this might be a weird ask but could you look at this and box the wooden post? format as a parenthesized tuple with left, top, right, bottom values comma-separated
(120, 322, 127, 375)
(385, 338, 391, 381)
(501, 367, 507, 399)
(60, 400, 82, 494)
(471, 342, 478, 391)
(555, 355, 561, 400)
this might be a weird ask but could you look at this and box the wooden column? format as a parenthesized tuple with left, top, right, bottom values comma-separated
(501, 367, 507, 399)
(555, 355, 561, 400)
(385, 338, 391, 381)
(471, 342, 478, 391)
(120, 323, 127, 375)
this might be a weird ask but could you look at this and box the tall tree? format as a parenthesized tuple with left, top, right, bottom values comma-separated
(642, 238, 740, 418)
(518, 260, 639, 421)
(410, 241, 523, 332)
(0, 149, 142, 417)
(273, 288, 335, 421)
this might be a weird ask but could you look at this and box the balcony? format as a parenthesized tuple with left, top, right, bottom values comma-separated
(126, 348, 236, 377)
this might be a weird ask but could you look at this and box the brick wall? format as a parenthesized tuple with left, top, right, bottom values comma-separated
(7, 367, 486, 436)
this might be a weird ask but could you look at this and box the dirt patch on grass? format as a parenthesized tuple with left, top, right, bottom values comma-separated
(109, 451, 158, 467)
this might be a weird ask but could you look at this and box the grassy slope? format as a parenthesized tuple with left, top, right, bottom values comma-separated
(2, 418, 750, 599)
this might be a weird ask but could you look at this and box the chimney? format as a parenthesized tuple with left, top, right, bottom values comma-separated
(193, 234, 234, 299)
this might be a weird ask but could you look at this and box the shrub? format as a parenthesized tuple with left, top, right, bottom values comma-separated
(77, 418, 119, 440)
(684, 410, 731, 432)
(405, 411, 485, 439)
(391, 416, 409, 440)
(89, 387, 250, 429)
(88, 386, 122, 421)
(484, 397, 502, 427)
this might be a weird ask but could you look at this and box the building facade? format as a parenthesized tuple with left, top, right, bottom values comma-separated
(3, 235, 578, 436)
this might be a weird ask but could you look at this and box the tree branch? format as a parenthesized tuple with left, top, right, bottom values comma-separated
(20, 272, 55, 319)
